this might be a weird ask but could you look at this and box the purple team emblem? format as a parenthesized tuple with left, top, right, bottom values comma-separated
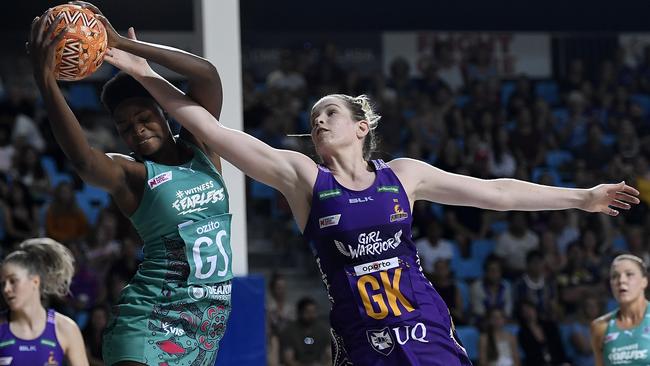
(366, 327, 395, 356)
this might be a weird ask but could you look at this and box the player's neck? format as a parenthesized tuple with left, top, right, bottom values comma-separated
(619, 297, 648, 324)
(11, 302, 46, 330)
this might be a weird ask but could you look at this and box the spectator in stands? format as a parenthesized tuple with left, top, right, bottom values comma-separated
(569, 296, 600, 366)
(517, 299, 569, 366)
(479, 307, 521, 366)
(488, 126, 517, 178)
(510, 107, 545, 170)
(45, 181, 89, 244)
(514, 250, 559, 320)
(466, 43, 498, 83)
(429, 259, 466, 325)
(415, 219, 454, 274)
(280, 297, 331, 366)
(495, 212, 540, 278)
(557, 242, 602, 317)
(1, 180, 39, 249)
(10, 144, 50, 204)
(433, 41, 465, 92)
(560, 59, 586, 95)
(471, 255, 513, 321)
(268, 272, 293, 336)
(83, 303, 110, 366)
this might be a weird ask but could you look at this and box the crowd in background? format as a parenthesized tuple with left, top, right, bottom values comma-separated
(0, 38, 650, 365)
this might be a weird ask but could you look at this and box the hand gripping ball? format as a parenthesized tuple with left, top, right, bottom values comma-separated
(42, 4, 107, 81)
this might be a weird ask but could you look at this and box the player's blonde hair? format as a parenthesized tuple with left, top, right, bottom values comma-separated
(611, 254, 648, 277)
(3, 238, 75, 298)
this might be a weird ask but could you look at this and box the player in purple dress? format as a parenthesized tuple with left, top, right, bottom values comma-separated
(104, 44, 640, 364)
(0, 238, 88, 366)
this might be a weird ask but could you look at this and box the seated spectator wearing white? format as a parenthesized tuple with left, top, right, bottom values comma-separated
(266, 51, 306, 93)
(513, 250, 559, 321)
(280, 297, 331, 366)
(495, 211, 539, 278)
(433, 41, 465, 92)
(479, 307, 521, 366)
(569, 297, 599, 366)
(415, 219, 454, 274)
(470, 255, 513, 321)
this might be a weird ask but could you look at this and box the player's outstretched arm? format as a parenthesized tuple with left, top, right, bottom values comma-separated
(72, 1, 223, 118)
(104, 47, 315, 196)
(390, 158, 639, 215)
(28, 15, 128, 194)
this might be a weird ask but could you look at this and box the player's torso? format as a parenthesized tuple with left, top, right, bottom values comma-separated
(604, 307, 650, 366)
(129, 142, 233, 287)
(304, 161, 448, 329)
(0, 310, 64, 366)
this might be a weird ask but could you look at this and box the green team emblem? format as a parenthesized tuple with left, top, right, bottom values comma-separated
(178, 213, 233, 285)
(377, 185, 399, 193)
(318, 189, 342, 200)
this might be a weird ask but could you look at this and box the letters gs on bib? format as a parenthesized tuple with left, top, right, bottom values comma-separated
(179, 214, 234, 285)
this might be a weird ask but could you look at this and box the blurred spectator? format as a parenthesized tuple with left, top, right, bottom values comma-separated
(479, 307, 521, 366)
(488, 126, 517, 178)
(517, 300, 569, 366)
(0, 122, 14, 173)
(495, 212, 540, 278)
(513, 250, 559, 320)
(415, 219, 454, 274)
(267, 51, 307, 93)
(433, 41, 465, 92)
(569, 297, 600, 366)
(510, 107, 545, 169)
(10, 144, 50, 204)
(1, 180, 39, 249)
(557, 242, 602, 317)
(83, 304, 110, 366)
(471, 255, 513, 321)
(280, 297, 331, 366)
(44, 181, 89, 243)
(466, 43, 498, 83)
(268, 272, 293, 335)
(560, 59, 586, 95)
(538, 231, 566, 276)
(429, 259, 466, 325)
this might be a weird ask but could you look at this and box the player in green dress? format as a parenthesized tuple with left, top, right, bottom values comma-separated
(28, 2, 233, 365)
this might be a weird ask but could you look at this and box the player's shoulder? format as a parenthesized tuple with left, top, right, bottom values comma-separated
(54, 312, 81, 334)
(591, 311, 615, 334)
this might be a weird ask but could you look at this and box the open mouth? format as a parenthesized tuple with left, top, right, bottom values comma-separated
(138, 137, 153, 145)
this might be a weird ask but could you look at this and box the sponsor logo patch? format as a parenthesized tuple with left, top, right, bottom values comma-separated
(349, 196, 373, 204)
(0, 357, 12, 365)
(318, 189, 341, 200)
(354, 257, 399, 275)
(319, 214, 341, 228)
(148, 171, 173, 189)
(377, 185, 399, 193)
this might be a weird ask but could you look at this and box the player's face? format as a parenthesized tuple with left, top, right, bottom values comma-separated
(0, 263, 39, 311)
(610, 259, 648, 304)
(310, 97, 363, 157)
(113, 97, 170, 157)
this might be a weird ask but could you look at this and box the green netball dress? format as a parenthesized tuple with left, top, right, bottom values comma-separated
(103, 141, 233, 366)
(603, 303, 650, 366)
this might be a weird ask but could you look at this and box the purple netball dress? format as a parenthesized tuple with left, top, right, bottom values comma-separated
(303, 160, 472, 366)
(0, 309, 64, 366)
